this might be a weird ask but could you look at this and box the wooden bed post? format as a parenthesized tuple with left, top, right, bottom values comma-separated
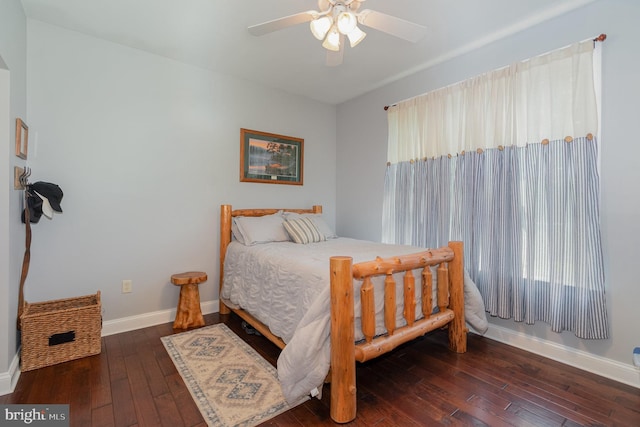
(219, 205, 232, 315)
(330, 256, 357, 424)
(448, 241, 467, 353)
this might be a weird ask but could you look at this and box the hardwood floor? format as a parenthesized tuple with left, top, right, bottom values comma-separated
(2, 313, 639, 426)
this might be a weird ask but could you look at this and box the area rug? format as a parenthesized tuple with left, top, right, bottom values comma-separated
(161, 323, 306, 427)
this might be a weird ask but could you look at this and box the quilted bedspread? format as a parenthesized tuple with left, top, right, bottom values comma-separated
(221, 238, 487, 404)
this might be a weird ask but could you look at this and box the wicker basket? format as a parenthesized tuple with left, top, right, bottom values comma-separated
(20, 291, 102, 371)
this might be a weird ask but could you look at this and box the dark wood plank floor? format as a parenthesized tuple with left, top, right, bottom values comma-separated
(2, 313, 639, 426)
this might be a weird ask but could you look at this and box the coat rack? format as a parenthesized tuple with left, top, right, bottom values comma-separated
(14, 166, 30, 190)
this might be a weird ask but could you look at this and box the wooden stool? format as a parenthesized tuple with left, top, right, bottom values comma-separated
(171, 271, 207, 329)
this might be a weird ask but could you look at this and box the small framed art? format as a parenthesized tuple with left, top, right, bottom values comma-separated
(240, 128, 303, 185)
(15, 118, 28, 160)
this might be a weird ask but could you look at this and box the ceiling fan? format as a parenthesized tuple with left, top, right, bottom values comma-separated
(248, 0, 427, 66)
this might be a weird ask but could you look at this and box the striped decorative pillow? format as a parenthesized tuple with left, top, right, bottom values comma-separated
(283, 217, 326, 244)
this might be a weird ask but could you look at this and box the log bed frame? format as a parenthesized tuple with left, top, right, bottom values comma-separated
(219, 204, 467, 423)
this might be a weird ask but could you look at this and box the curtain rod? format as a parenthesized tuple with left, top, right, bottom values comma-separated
(383, 33, 607, 111)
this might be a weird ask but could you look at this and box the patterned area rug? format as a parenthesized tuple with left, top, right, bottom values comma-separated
(161, 323, 305, 427)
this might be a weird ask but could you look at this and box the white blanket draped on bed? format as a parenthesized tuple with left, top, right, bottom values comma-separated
(221, 238, 488, 405)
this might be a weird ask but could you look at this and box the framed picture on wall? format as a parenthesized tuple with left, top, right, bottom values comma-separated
(240, 128, 304, 185)
(15, 118, 28, 160)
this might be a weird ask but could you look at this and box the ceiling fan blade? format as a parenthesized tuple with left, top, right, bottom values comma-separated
(248, 11, 315, 36)
(326, 39, 344, 67)
(357, 9, 427, 42)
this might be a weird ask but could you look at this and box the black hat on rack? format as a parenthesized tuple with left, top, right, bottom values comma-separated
(29, 182, 63, 213)
(21, 192, 44, 224)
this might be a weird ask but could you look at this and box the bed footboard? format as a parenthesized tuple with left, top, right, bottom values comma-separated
(329, 241, 466, 423)
(219, 205, 467, 424)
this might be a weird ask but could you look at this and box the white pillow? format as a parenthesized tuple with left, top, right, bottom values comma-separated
(283, 217, 326, 244)
(464, 269, 488, 334)
(231, 220, 246, 245)
(232, 212, 290, 246)
(283, 212, 337, 239)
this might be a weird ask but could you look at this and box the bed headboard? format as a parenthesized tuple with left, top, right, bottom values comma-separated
(218, 204, 322, 314)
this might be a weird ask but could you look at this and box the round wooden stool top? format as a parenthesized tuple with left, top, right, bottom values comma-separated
(171, 271, 207, 286)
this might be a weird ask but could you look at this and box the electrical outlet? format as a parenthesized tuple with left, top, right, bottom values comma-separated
(122, 279, 133, 293)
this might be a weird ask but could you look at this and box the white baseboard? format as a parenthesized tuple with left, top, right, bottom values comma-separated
(101, 299, 219, 336)
(0, 351, 21, 396)
(484, 324, 640, 389)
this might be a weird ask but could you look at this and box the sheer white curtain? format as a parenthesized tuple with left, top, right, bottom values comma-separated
(383, 40, 608, 339)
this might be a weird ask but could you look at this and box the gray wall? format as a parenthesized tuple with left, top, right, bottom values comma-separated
(0, 0, 27, 392)
(1, 14, 337, 393)
(23, 20, 337, 320)
(336, 0, 640, 382)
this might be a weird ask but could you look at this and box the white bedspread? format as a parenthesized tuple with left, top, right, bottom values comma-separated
(221, 238, 487, 405)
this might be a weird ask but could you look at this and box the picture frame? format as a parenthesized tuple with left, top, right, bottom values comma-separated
(240, 128, 303, 185)
(15, 118, 28, 160)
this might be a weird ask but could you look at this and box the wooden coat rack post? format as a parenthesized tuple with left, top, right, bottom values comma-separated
(17, 167, 32, 330)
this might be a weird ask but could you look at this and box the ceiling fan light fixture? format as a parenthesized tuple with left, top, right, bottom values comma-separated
(336, 11, 357, 34)
(347, 26, 366, 47)
(310, 16, 332, 40)
(247, 1, 427, 66)
(322, 26, 341, 51)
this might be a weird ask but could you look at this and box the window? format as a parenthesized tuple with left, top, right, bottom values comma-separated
(383, 39, 608, 339)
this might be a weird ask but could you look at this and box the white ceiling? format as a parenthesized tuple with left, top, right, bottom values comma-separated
(20, 0, 595, 105)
